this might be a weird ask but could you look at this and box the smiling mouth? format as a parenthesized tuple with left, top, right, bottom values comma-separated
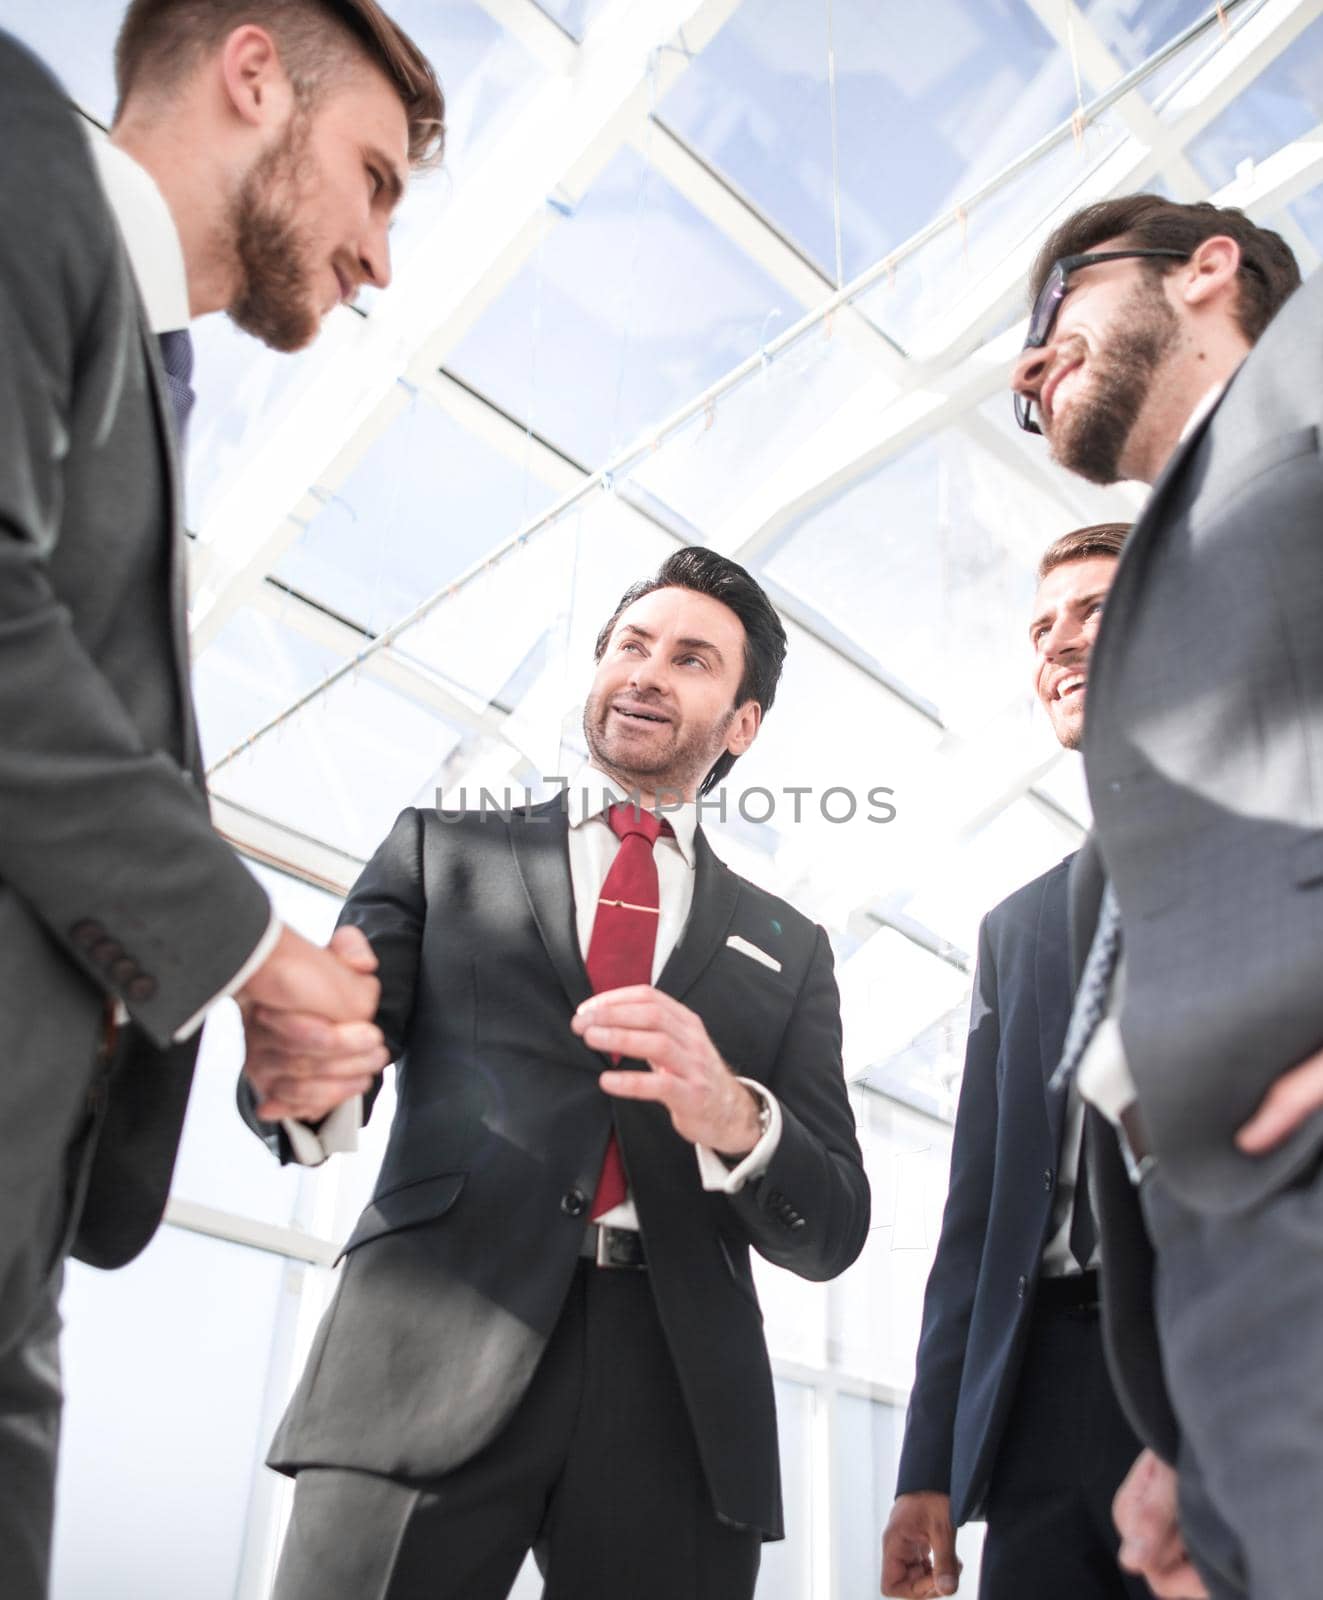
(1056, 675, 1087, 701)
(1041, 357, 1083, 427)
(611, 704, 670, 726)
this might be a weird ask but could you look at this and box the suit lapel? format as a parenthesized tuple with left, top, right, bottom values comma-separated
(1036, 859, 1075, 1155)
(508, 801, 593, 1012)
(656, 828, 740, 1003)
(136, 313, 199, 776)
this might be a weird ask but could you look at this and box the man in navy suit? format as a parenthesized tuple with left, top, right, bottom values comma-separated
(881, 525, 1149, 1599)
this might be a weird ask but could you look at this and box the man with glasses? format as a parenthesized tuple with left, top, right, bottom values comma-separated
(1010, 193, 1323, 1599)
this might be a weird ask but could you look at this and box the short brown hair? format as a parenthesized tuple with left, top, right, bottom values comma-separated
(1029, 195, 1299, 345)
(1037, 522, 1129, 581)
(114, 0, 444, 169)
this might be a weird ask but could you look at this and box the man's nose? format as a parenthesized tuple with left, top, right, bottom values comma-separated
(360, 222, 393, 292)
(1011, 343, 1050, 403)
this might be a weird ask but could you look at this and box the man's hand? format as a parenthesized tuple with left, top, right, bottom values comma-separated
(241, 926, 388, 1124)
(1237, 1044, 1323, 1154)
(880, 1491, 960, 1597)
(572, 985, 762, 1155)
(1114, 1449, 1209, 1599)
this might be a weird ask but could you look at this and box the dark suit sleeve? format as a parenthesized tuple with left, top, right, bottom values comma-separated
(0, 41, 269, 1046)
(724, 926, 870, 1281)
(895, 913, 1001, 1495)
(239, 807, 425, 1161)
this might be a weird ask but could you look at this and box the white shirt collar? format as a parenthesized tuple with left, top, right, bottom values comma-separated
(87, 128, 190, 334)
(565, 762, 699, 868)
(1178, 382, 1227, 445)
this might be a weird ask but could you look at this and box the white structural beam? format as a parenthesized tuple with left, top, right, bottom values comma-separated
(190, 0, 743, 652)
(724, 0, 1321, 564)
(211, 794, 366, 897)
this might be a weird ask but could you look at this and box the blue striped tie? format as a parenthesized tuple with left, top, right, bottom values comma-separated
(1052, 880, 1122, 1093)
(157, 328, 195, 454)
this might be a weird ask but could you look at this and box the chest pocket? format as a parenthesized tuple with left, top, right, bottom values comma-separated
(694, 946, 801, 1075)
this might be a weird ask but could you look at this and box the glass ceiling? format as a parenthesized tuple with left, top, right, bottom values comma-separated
(7, 0, 1319, 1118)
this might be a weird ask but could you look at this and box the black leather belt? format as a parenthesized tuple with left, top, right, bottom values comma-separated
(1036, 1268, 1101, 1313)
(579, 1224, 647, 1269)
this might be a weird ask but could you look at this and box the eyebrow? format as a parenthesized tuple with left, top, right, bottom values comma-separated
(618, 624, 724, 663)
(1029, 588, 1109, 637)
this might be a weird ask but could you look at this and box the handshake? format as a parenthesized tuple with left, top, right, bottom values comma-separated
(237, 925, 389, 1125)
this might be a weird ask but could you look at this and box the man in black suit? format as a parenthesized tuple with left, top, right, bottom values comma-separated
(881, 525, 1149, 1600)
(1011, 195, 1323, 1597)
(0, 6, 442, 1593)
(240, 547, 871, 1600)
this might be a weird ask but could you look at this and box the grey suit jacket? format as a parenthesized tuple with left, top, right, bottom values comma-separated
(1075, 264, 1323, 1452)
(0, 34, 269, 1349)
(246, 800, 870, 1539)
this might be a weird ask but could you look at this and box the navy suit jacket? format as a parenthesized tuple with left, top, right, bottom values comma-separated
(895, 856, 1075, 1523)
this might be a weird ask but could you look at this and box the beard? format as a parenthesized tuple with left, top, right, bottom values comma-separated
(227, 115, 320, 353)
(583, 688, 734, 796)
(1049, 284, 1181, 485)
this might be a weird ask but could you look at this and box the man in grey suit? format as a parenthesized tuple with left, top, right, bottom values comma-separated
(0, 5, 442, 1592)
(1011, 193, 1322, 1597)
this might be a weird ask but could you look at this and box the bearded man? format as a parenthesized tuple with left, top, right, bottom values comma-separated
(0, 6, 441, 1593)
(1011, 194, 1323, 1599)
(238, 547, 871, 1600)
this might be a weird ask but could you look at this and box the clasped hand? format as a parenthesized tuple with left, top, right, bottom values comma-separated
(572, 985, 762, 1157)
(239, 925, 388, 1124)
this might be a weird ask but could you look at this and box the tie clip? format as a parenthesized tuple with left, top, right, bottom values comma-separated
(598, 898, 661, 915)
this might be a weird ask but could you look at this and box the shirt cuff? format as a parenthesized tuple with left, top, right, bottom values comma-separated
(695, 1079, 782, 1194)
(281, 1096, 363, 1166)
(171, 912, 283, 1043)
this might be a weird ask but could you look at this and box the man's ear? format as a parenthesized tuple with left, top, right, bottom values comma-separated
(218, 23, 295, 129)
(726, 701, 762, 757)
(1181, 235, 1241, 309)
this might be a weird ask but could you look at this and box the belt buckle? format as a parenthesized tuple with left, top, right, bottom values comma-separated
(594, 1225, 644, 1269)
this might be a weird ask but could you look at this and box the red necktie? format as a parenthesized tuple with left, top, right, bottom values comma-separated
(586, 802, 671, 1219)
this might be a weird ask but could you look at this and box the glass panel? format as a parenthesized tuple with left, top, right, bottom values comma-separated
(532, 0, 612, 42)
(1184, 14, 1323, 188)
(447, 144, 788, 468)
(834, 1091, 956, 1386)
(659, 0, 1077, 283)
(1081, 0, 1215, 73)
(755, 1379, 814, 1600)
(834, 1393, 907, 1595)
(53, 1230, 297, 1600)
(272, 390, 561, 634)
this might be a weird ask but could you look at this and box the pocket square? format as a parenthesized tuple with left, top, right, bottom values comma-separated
(726, 934, 782, 973)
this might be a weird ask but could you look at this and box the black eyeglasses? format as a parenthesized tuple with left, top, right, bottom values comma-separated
(1013, 249, 1191, 435)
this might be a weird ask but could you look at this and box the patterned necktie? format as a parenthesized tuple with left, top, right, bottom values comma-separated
(1052, 880, 1122, 1093)
(1069, 1120, 1097, 1272)
(157, 328, 196, 453)
(585, 802, 672, 1220)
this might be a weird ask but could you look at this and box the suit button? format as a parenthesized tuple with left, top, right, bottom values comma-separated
(110, 957, 138, 986)
(70, 920, 104, 952)
(560, 1189, 588, 1218)
(126, 975, 157, 1003)
(1043, 1169, 1054, 1191)
(90, 938, 122, 968)
(1017, 1274, 1029, 1299)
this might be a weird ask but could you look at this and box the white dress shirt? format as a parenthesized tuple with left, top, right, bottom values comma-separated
(1076, 382, 1226, 1126)
(87, 127, 280, 1040)
(286, 765, 784, 1210)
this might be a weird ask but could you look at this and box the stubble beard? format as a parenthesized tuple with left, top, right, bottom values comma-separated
(227, 115, 320, 353)
(583, 689, 735, 798)
(1049, 285, 1181, 485)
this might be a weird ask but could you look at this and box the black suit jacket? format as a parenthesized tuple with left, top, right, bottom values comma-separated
(252, 800, 870, 1538)
(896, 858, 1075, 1524)
(0, 33, 270, 1349)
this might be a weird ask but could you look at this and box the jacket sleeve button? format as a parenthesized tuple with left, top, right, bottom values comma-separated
(560, 1189, 588, 1218)
(1043, 1169, 1054, 1191)
(1017, 1274, 1029, 1299)
(126, 975, 157, 1003)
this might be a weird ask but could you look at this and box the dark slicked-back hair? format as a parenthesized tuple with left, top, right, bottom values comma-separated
(594, 547, 788, 794)
(114, 0, 445, 169)
(1038, 521, 1129, 581)
(1029, 195, 1299, 344)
